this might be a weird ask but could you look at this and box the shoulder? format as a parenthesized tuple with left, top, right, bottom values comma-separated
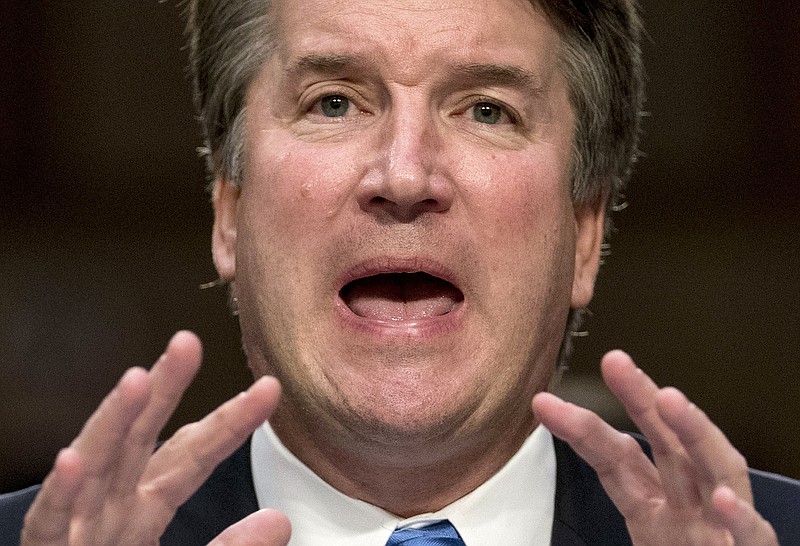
(750, 468, 800, 541)
(551, 433, 800, 546)
(0, 485, 40, 545)
(0, 440, 258, 546)
(551, 435, 633, 545)
(160, 437, 259, 545)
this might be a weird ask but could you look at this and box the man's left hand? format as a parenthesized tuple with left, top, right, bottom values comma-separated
(533, 350, 779, 546)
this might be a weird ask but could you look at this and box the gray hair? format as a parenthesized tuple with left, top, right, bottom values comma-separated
(186, 0, 276, 184)
(186, 0, 645, 367)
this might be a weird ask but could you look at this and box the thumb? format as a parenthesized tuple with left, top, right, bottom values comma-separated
(208, 509, 291, 546)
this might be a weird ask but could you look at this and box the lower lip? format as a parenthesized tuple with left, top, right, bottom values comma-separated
(334, 298, 467, 339)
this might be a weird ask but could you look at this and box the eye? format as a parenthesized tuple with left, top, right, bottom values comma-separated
(319, 95, 351, 117)
(471, 101, 507, 124)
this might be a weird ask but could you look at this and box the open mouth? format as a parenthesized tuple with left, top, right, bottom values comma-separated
(340, 272, 464, 322)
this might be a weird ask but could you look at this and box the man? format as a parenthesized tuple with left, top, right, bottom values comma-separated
(2, 0, 798, 544)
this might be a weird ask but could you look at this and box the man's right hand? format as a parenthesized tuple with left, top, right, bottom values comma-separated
(20, 331, 291, 546)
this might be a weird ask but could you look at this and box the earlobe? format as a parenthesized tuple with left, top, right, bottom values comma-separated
(211, 178, 241, 282)
(571, 195, 607, 309)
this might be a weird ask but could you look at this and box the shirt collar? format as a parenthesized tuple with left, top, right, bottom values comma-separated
(251, 422, 555, 545)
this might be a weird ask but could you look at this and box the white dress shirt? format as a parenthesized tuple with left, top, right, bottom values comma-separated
(251, 422, 556, 545)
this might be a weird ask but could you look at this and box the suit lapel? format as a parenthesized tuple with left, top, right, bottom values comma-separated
(550, 436, 633, 545)
(160, 438, 260, 545)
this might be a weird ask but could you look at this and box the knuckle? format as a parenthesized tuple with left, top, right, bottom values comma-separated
(718, 450, 748, 484)
(764, 525, 779, 544)
(619, 434, 643, 459)
(731, 451, 748, 474)
(171, 421, 199, 442)
(126, 428, 158, 456)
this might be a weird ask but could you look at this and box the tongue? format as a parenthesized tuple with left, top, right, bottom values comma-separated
(342, 273, 462, 321)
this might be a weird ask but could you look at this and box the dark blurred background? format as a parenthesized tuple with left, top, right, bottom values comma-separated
(1, 0, 798, 493)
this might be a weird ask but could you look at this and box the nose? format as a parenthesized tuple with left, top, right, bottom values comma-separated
(356, 107, 454, 222)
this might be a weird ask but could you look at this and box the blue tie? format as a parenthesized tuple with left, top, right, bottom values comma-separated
(385, 520, 467, 545)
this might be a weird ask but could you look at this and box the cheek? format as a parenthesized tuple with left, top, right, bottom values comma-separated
(457, 148, 573, 247)
(241, 136, 362, 239)
(457, 149, 576, 321)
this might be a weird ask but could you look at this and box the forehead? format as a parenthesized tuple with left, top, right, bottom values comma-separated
(269, 0, 562, 80)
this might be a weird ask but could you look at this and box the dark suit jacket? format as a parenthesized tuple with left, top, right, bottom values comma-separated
(2, 436, 799, 545)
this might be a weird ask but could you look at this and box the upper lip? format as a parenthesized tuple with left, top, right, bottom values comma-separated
(336, 256, 464, 295)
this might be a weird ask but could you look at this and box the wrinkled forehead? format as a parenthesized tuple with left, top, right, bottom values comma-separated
(267, 0, 564, 78)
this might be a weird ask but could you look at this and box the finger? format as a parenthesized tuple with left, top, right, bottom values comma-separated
(21, 449, 83, 546)
(601, 351, 682, 453)
(69, 366, 152, 465)
(533, 392, 661, 517)
(68, 367, 152, 517)
(658, 387, 752, 502)
(601, 351, 698, 505)
(110, 331, 203, 495)
(129, 331, 203, 447)
(208, 509, 291, 546)
(712, 486, 778, 546)
(139, 376, 282, 525)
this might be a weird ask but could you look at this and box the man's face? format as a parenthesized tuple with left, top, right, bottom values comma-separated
(213, 0, 604, 458)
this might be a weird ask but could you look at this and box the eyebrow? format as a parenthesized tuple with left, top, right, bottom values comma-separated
(453, 63, 544, 93)
(286, 55, 544, 93)
(286, 54, 369, 77)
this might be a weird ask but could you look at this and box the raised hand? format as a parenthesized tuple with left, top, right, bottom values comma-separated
(20, 331, 290, 546)
(533, 350, 779, 546)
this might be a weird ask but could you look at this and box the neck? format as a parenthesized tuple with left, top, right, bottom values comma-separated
(269, 404, 536, 517)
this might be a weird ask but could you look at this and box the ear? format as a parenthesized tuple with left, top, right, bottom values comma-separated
(571, 193, 607, 309)
(211, 178, 240, 282)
